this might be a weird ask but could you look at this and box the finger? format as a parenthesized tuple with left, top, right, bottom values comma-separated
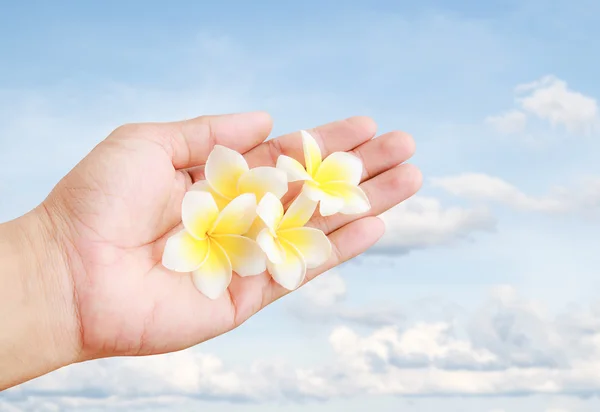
(277, 130, 416, 207)
(350, 130, 415, 182)
(261, 216, 386, 305)
(117, 111, 273, 170)
(189, 115, 373, 203)
(245, 116, 377, 168)
(187, 115, 377, 185)
(188, 116, 377, 183)
(308, 163, 422, 235)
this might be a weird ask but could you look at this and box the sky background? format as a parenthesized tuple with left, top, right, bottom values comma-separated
(2, 0, 600, 411)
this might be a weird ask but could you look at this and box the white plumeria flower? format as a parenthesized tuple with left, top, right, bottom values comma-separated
(162, 191, 266, 300)
(191, 145, 288, 210)
(256, 192, 331, 290)
(276, 130, 371, 217)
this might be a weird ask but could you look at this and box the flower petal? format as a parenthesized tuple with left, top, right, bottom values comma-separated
(162, 230, 210, 272)
(256, 228, 286, 264)
(315, 152, 363, 186)
(205, 145, 249, 199)
(237, 166, 289, 200)
(267, 239, 307, 291)
(279, 192, 318, 230)
(244, 217, 265, 240)
(302, 181, 324, 202)
(182, 191, 219, 239)
(278, 227, 331, 269)
(213, 235, 266, 277)
(321, 181, 371, 215)
(210, 193, 257, 235)
(256, 192, 284, 232)
(301, 130, 322, 177)
(192, 239, 232, 300)
(190, 180, 231, 210)
(319, 192, 345, 216)
(302, 183, 344, 217)
(276, 155, 312, 182)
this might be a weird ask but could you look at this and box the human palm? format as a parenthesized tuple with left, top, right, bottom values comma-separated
(45, 112, 420, 361)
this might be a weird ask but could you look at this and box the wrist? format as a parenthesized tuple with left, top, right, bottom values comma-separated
(0, 204, 81, 388)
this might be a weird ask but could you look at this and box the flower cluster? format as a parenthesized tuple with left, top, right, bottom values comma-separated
(162, 130, 370, 299)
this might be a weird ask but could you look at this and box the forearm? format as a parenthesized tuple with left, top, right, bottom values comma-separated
(0, 207, 79, 389)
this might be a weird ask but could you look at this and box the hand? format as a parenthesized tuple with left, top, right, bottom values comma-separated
(12, 112, 421, 377)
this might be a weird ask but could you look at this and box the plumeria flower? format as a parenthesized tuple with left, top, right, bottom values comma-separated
(256, 192, 331, 290)
(191, 145, 288, 210)
(276, 130, 371, 217)
(162, 191, 266, 300)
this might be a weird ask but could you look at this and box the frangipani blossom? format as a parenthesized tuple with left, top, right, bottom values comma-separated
(256, 192, 331, 290)
(276, 130, 371, 217)
(191, 145, 288, 210)
(162, 191, 266, 299)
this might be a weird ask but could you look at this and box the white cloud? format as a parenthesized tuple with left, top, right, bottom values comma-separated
(485, 110, 527, 134)
(3, 348, 331, 407)
(467, 285, 566, 369)
(6, 351, 259, 401)
(311, 286, 600, 397)
(329, 322, 499, 372)
(486, 75, 599, 136)
(516, 76, 598, 134)
(290, 270, 405, 328)
(300, 270, 347, 307)
(373, 196, 496, 253)
(7, 287, 600, 406)
(431, 173, 568, 212)
(431, 173, 600, 214)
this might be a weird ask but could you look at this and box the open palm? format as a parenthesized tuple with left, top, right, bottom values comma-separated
(46, 112, 420, 361)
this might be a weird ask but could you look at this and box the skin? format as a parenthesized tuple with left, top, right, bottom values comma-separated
(0, 112, 421, 390)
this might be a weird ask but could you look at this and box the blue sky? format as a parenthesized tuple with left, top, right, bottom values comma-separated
(2, 1, 600, 411)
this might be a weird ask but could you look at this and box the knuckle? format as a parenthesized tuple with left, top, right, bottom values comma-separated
(111, 122, 142, 137)
(351, 148, 369, 179)
(384, 131, 415, 157)
(389, 169, 409, 191)
(392, 164, 422, 192)
(331, 241, 344, 264)
(266, 138, 284, 165)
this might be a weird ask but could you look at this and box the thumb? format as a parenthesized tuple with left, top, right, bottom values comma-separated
(115, 111, 274, 170)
